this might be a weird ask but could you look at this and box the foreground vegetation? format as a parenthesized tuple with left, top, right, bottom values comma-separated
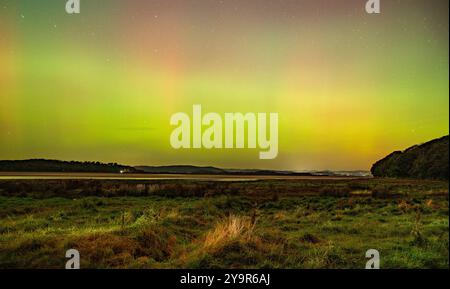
(0, 178, 448, 269)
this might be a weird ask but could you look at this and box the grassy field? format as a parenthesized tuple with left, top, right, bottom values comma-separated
(0, 178, 448, 269)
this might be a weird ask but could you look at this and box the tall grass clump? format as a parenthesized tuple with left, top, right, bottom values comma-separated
(203, 215, 254, 252)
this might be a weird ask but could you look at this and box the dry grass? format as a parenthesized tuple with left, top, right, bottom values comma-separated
(67, 233, 138, 268)
(203, 215, 254, 252)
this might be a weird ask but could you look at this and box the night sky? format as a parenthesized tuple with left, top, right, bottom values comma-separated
(0, 0, 448, 170)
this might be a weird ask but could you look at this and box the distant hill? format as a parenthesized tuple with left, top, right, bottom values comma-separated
(0, 159, 140, 173)
(371, 136, 449, 180)
(309, 170, 372, 177)
(0, 159, 369, 177)
(135, 165, 314, 176)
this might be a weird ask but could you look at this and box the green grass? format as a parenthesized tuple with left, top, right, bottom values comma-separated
(0, 178, 448, 269)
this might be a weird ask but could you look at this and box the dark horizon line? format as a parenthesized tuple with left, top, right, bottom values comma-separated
(0, 158, 371, 174)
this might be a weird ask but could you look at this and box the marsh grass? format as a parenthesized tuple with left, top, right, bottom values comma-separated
(0, 178, 448, 268)
(203, 215, 254, 252)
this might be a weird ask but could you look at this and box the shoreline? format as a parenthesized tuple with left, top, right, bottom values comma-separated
(0, 172, 370, 181)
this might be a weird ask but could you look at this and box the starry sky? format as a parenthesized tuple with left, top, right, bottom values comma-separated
(0, 0, 448, 170)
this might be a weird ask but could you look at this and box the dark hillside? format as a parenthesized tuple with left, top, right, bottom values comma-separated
(371, 136, 449, 180)
(0, 159, 139, 173)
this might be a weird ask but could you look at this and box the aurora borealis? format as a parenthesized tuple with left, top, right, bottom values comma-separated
(0, 0, 448, 170)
